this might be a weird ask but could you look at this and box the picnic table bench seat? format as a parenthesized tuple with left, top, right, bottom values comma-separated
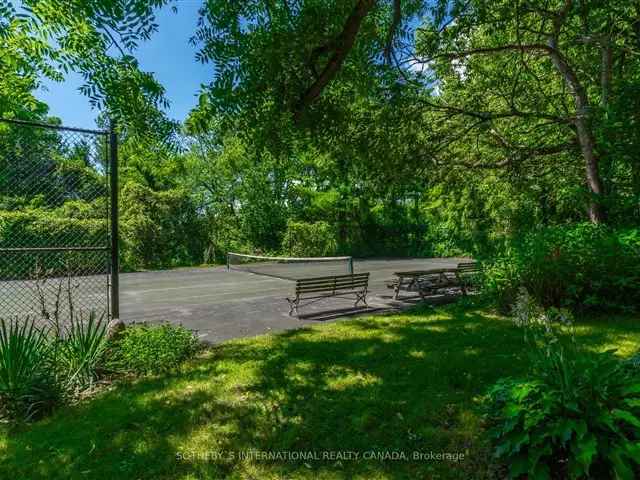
(455, 261, 479, 295)
(287, 272, 369, 316)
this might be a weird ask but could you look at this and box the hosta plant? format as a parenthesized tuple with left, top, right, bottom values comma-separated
(485, 290, 640, 479)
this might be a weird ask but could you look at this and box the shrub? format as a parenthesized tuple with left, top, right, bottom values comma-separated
(119, 183, 207, 271)
(282, 220, 337, 257)
(485, 291, 640, 479)
(482, 223, 640, 312)
(107, 323, 199, 375)
(0, 207, 106, 279)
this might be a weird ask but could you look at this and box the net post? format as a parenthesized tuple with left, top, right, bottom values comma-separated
(226, 253, 230, 271)
(348, 257, 354, 274)
(109, 124, 120, 320)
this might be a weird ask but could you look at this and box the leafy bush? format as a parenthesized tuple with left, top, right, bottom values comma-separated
(483, 223, 640, 312)
(0, 186, 208, 278)
(119, 183, 207, 271)
(0, 318, 60, 421)
(282, 220, 337, 257)
(0, 207, 107, 279)
(485, 291, 640, 479)
(107, 323, 199, 375)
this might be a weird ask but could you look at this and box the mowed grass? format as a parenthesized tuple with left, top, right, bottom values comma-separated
(0, 303, 638, 479)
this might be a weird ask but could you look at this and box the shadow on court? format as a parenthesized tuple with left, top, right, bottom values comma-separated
(120, 257, 468, 343)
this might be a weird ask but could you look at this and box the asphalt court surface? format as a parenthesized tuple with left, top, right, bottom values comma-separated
(120, 257, 468, 343)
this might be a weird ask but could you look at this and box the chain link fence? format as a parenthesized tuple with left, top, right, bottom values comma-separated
(0, 118, 118, 323)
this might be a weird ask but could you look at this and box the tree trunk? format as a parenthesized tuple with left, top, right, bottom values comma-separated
(547, 44, 606, 223)
(574, 110, 606, 223)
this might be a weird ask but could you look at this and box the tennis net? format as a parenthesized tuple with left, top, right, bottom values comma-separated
(227, 252, 354, 281)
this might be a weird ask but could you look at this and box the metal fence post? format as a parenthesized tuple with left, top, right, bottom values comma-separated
(109, 125, 120, 319)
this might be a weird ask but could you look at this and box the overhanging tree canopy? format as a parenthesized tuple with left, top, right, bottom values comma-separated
(191, 0, 640, 224)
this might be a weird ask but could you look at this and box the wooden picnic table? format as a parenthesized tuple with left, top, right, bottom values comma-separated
(389, 268, 460, 300)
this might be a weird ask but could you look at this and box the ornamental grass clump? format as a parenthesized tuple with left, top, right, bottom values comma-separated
(0, 312, 109, 422)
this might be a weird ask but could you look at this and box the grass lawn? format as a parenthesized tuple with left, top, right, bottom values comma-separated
(1, 302, 638, 479)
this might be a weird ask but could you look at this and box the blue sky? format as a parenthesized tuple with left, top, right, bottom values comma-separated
(36, 0, 211, 129)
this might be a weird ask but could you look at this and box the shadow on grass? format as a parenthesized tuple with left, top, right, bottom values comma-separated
(2, 304, 635, 479)
(296, 305, 383, 321)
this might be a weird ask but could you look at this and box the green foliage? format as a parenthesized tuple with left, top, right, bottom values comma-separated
(0, 191, 207, 277)
(57, 311, 109, 391)
(0, 205, 107, 279)
(0, 318, 59, 421)
(4, 0, 640, 319)
(487, 373, 640, 480)
(0, 207, 105, 245)
(182, 132, 291, 259)
(1, 0, 177, 138)
(187, 0, 640, 262)
(2, 306, 639, 479)
(282, 220, 337, 257)
(0, 120, 107, 204)
(119, 183, 207, 270)
(191, 0, 426, 132)
(0, 309, 110, 422)
(0, 306, 199, 422)
(107, 323, 199, 375)
(483, 223, 640, 312)
(486, 293, 640, 479)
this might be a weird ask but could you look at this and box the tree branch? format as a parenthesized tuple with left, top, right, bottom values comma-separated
(294, 0, 376, 121)
(98, 22, 127, 57)
(425, 43, 554, 63)
(418, 98, 570, 124)
(449, 139, 575, 170)
(384, 0, 402, 64)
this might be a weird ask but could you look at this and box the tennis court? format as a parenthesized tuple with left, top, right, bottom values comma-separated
(121, 257, 468, 343)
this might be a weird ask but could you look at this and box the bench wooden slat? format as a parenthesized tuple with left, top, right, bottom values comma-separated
(296, 278, 368, 289)
(296, 283, 369, 294)
(394, 269, 456, 276)
(296, 275, 369, 285)
(296, 278, 370, 288)
(457, 262, 478, 272)
(296, 273, 369, 285)
(297, 279, 369, 289)
(297, 277, 369, 285)
(296, 286, 368, 295)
